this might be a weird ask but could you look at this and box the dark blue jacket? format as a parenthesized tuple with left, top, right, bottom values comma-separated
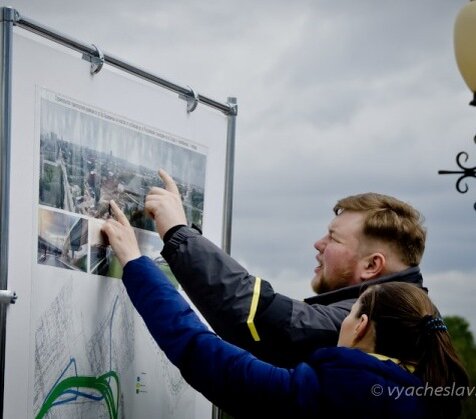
(123, 256, 429, 419)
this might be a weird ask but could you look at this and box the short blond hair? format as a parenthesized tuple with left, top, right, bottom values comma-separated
(334, 193, 426, 266)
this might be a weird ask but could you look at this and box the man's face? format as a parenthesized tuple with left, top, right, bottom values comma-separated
(311, 211, 366, 294)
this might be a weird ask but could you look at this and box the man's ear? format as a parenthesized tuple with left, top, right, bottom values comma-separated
(361, 253, 385, 280)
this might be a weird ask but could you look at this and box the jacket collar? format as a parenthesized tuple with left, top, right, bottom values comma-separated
(367, 353, 416, 373)
(303, 266, 425, 306)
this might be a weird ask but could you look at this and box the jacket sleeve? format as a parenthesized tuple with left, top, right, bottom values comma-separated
(161, 227, 352, 367)
(122, 256, 322, 418)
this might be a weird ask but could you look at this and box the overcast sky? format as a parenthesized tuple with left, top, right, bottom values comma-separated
(6, 0, 476, 332)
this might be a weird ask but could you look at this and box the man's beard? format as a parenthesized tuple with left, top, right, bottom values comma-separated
(315, 267, 355, 294)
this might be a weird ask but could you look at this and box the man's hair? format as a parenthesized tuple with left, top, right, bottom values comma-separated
(334, 193, 426, 266)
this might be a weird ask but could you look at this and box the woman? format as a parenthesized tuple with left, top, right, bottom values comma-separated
(101, 200, 468, 419)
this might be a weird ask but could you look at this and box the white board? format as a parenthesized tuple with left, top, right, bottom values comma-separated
(2, 26, 231, 419)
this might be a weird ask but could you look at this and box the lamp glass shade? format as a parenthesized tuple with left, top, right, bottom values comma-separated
(454, 1, 476, 93)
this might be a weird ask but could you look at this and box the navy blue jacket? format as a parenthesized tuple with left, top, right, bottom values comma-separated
(123, 256, 429, 419)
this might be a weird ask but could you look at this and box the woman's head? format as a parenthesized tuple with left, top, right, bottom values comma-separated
(357, 282, 438, 361)
(337, 282, 436, 355)
(338, 282, 469, 418)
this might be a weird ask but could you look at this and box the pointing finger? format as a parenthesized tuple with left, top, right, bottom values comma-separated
(158, 169, 180, 196)
(109, 200, 130, 226)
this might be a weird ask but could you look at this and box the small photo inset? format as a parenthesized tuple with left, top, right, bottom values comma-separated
(38, 207, 88, 272)
(88, 216, 178, 286)
(135, 229, 179, 288)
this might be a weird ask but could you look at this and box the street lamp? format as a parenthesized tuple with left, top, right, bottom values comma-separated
(438, 0, 476, 211)
(454, 0, 476, 106)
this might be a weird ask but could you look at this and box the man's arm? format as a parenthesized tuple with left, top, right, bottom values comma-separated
(162, 225, 352, 367)
(146, 170, 351, 367)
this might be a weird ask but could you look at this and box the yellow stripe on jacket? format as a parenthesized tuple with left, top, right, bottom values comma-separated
(246, 277, 261, 341)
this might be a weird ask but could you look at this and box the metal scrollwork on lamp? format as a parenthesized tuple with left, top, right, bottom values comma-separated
(438, 0, 476, 211)
(438, 148, 476, 211)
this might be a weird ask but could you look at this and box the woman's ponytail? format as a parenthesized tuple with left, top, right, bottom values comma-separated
(358, 282, 469, 418)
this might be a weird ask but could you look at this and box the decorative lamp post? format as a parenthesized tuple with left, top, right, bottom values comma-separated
(438, 0, 476, 211)
(454, 0, 476, 105)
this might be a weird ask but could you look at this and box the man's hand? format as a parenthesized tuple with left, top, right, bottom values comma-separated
(101, 200, 141, 268)
(145, 169, 187, 239)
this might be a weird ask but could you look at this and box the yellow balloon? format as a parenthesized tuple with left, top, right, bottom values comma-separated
(454, 1, 476, 102)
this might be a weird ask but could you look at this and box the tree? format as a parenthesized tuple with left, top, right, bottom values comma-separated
(444, 315, 476, 418)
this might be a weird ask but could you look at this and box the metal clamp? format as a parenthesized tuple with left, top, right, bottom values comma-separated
(179, 86, 199, 113)
(2, 6, 21, 23)
(227, 101, 238, 116)
(82, 43, 104, 75)
(0, 290, 17, 305)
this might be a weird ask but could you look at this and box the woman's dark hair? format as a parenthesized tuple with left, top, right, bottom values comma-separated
(357, 282, 469, 418)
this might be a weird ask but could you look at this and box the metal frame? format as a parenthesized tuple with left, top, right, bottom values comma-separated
(0, 7, 13, 418)
(222, 97, 238, 254)
(0, 7, 237, 419)
(213, 97, 237, 419)
(13, 9, 236, 116)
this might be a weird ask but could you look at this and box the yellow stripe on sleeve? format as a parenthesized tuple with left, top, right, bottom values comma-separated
(246, 277, 262, 342)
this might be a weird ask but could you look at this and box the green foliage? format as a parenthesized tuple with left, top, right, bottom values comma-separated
(74, 254, 88, 272)
(158, 263, 179, 289)
(444, 315, 476, 418)
(40, 164, 64, 208)
(107, 256, 123, 280)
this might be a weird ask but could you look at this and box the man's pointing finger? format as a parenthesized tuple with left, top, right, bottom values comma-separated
(158, 169, 180, 196)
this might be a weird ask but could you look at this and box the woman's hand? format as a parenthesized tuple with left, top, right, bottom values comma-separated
(101, 200, 141, 268)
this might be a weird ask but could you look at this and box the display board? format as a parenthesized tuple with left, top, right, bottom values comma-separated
(0, 11, 236, 419)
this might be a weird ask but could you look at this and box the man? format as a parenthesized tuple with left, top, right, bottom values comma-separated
(144, 170, 427, 367)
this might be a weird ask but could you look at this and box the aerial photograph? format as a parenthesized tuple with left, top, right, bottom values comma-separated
(38, 91, 207, 233)
(37, 90, 206, 279)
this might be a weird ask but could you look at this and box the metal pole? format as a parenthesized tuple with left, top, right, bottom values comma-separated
(212, 97, 237, 419)
(0, 7, 13, 418)
(221, 97, 237, 255)
(13, 11, 234, 116)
